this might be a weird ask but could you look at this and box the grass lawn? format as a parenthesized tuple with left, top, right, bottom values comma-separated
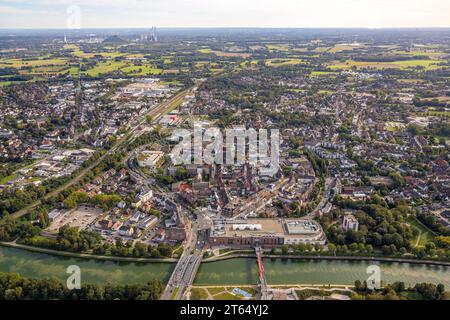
(194, 61, 209, 68)
(318, 90, 335, 95)
(242, 60, 259, 65)
(198, 48, 213, 54)
(65, 67, 80, 77)
(83, 60, 162, 77)
(214, 292, 241, 300)
(266, 58, 302, 67)
(121, 64, 162, 76)
(218, 248, 232, 255)
(0, 174, 17, 184)
(385, 121, 406, 132)
(315, 47, 331, 53)
(392, 50, 447, 59)
(84, 61, 128, 77)
(0, 58, 67, 68)
(286, 88, 306, 93)
(63, 44, 79, 50)
(207, 287, 226, 296)
(160, 80, 181, 86)
(266, 44, 290, 52)
(391, 59, 445, 69)
(190, 287, 209, 300)
(328, 44, 360, 53)
(408, 217, 434, 247)
(210, 68, 224, 73)
(171, 287, 179, 300)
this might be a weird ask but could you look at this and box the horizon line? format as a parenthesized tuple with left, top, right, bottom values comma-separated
(1, 26, 450, 30)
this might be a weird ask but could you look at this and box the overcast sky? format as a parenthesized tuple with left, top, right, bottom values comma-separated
(0, 0, 449, 29)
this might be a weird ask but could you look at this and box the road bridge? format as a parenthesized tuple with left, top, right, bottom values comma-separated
(160, 228, 204, 300)
(255, 246, 269, 300)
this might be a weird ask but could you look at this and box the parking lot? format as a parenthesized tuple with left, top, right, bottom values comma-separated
(46, 206, 103, 233)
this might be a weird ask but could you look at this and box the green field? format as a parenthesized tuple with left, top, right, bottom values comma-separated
(328, 44, 361, 53)
(84, 61, 128, 77)
(120, 64, 162, 76)
(266, 44, 290, 52)
(408, 217, 434, 247)
(311, 71, 338, 77)
(287, 88, 306, 93)
(0, 57, 75, 81)
(0, 46, 169, 84)
(83, 61, 162, 77)
(328, 59, 445, 70)
(422, 111, 450, 118)
(190, 286, 256, 300)
(197, 48, 213, 54)
(385, 121, 406, 132)
(214, 292, 241, 300)
(206, 287, 226, 296)
(189, 287, 208, 300)
(171, 287, 180, 300)
(266, 58, 302, 67)
(0, 58, 67, 68)
(0, 174, 18, 185)
(392, 50, 447, 59)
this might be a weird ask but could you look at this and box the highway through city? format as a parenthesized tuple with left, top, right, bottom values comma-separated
(160, 210, 210, 300)
(160, 225, 201, 300)
(122, 132, 211, 301)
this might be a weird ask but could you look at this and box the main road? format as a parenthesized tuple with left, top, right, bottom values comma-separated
(303, 177, 334, 220)
(160, 211, 210, 300)
(160, 223, 201, 300)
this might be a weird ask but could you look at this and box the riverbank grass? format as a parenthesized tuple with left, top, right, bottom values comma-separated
(408, 217, 434, 247)
(171, 287, 179, 300)
(189, 287, 208, 300)
(214, 292, 241, 300)
(189, 286, 257, 300)
(206, 287, 226, 296)
(400, 291, 424, 300)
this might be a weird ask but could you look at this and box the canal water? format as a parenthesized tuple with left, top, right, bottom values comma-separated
(194, 258, 450, 288)
(0, 246, 174, 285)
(0, 247, 449, 287)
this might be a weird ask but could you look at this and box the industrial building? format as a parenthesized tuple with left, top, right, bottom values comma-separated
(137, 150, 165, 169)
(208, 218, 326, 248)
(138, 215, 158, 230)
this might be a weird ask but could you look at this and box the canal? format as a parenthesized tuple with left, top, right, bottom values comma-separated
(195, 258, 450, 287)
(0, 246, 449, 287)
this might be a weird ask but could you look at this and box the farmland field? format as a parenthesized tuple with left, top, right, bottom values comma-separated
(266, 58, 302, 67)
(328, 59, 445, 70)
(266, 44, 290, 52)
